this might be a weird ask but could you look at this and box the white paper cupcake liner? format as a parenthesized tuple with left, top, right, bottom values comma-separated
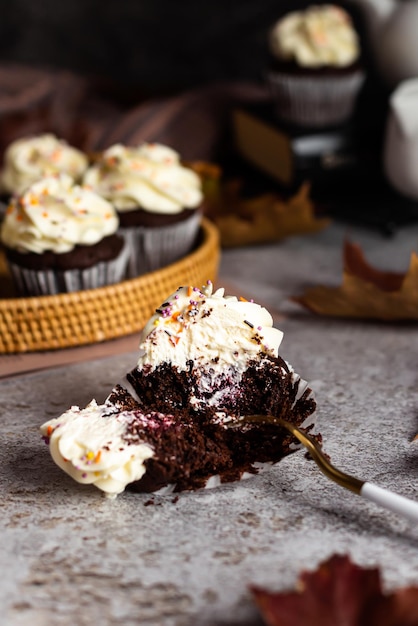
(267, 69, 365, 128)
(8, 240, 130, 297)
(119, 210, 201, 279)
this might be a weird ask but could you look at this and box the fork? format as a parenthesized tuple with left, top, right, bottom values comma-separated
(236, 415, 418, 524)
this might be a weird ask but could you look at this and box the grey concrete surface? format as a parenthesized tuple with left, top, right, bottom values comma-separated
(1, 221, 418, 625)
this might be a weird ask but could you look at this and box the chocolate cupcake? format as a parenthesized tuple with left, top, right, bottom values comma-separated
(83, 142, 203, 278)
(40, 282, 317, 497)
(0, 173, 129, 296)
(267, 4, 366, 128)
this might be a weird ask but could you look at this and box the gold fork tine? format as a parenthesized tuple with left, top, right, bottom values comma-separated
(239, 415, 364, 494)
(236, 415, 418, 523)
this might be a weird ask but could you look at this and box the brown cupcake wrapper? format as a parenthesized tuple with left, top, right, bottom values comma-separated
(267, 69, 365, 128)
(8, 240, 130, 296)
(119, 211, 202, 279)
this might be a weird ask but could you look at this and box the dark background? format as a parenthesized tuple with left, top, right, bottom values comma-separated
(1, 0, 412, 231)
(0, 0, 371, 97)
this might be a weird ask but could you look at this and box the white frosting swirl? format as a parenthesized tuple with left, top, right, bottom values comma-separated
(40, 400, 155, 497)
(0, 173, 119, 254)
(136, 282, 284, 373)
(1, 133, 88, 195)
(83, 142, 203, 214)
(270, 4, 360, 68)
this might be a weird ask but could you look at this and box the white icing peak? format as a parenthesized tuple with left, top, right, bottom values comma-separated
(0, 173, 119, 254)
(270, 4, 360, 68)
(83, 142, 203, 214)
(137, 282, 284, 372)
(1, 133, 88, 195)
(40, 400, 154, 497)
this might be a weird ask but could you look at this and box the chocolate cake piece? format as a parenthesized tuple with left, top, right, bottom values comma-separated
(40, 282, 317, 497)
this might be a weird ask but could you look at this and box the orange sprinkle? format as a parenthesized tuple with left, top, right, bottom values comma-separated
(94, 450, 101, 463)
(104, 212, 112, 219)
(239, 297, 248, 302)
(16, 214, 23, 222)
(47, 425, 53, 437)
(313, 30, 327, 45)
(29, 196, 39, 206)
(42, 211, 48, 218)
(50, 149, 62, 162)
(187, 286, 193, 296)
(172, 311, 181, 321)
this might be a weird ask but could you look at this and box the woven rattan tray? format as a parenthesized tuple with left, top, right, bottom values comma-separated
(0, 218, 220, 354)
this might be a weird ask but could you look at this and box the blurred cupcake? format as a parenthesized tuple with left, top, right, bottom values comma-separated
(0, 173, 129, 296)
(0, 133, 88, 198)
(83, 142, 203, 278)
(267, 4, 365, 128)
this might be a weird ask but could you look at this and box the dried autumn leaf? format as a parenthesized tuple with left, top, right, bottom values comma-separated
(293, 239, 418, 321)
(209, 181, 330, 248)
(251, 553, 418, 626)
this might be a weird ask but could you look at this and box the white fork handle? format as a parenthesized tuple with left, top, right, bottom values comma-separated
(361, 482, 418, 523)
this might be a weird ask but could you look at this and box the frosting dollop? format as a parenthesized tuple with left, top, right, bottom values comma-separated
(0, 173, 119, 254)
(83, 142, 203, 214)
(1, 133, 88, 195)
(40, 400, 155, 497)
(136, 282, 284, 373)
(269, 4, 360, 68)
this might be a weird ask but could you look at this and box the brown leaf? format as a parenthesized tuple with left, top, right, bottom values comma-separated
(293, 240, 418, 320)
(208, 181, 330, 248)
(251, 554, 418, 626)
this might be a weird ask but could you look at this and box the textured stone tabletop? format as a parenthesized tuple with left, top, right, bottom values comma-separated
(1, 221, 418, 626)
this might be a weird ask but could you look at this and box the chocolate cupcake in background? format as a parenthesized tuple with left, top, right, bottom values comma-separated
(83, 142, 203, 278)
(267, 4, 366, 128)
(0, 173, 129, 296)
(0, 133, 89, 199)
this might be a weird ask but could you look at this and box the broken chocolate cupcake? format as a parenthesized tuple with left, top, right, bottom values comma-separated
(40, 282, 316, 497)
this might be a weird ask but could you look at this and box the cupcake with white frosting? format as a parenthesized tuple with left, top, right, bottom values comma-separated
(40, 282, 317, 496)
(0, 173, 129, 296)
(0, 133, 88, 197)
(83, 142, 203, 278)
(267, 4, 365, 128)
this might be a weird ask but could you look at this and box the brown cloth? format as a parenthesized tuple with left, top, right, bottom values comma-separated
(0, 62, 270, 162)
